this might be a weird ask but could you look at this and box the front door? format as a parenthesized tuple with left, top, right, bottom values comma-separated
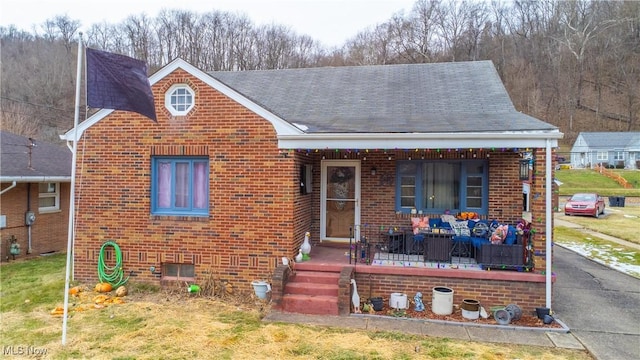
(320, 160, 360, 242)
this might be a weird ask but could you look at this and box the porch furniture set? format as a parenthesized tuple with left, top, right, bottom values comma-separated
(350, 217, 533, 271)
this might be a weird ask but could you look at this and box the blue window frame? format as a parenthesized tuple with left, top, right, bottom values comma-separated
(395, 160, 488, 214)
(151, 157, 209, 216)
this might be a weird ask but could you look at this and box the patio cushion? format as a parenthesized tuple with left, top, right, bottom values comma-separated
(428, 218, 442, 228)
(471, 220, 489, 238)
(504, 225, 517, 245)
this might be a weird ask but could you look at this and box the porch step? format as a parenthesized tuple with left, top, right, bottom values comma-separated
(280, 294, 339, 315)
(281, 268, 341, 315)
(284, 281, 338, 296)
(291, 270, 340, 285)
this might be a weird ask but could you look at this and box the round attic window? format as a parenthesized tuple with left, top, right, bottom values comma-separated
(165, 84, 194, 116)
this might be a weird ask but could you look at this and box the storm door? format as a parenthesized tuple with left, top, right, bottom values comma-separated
(320, 160, 360, 242)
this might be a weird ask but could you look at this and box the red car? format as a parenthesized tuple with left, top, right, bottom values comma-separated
(564, 193, 606, 218)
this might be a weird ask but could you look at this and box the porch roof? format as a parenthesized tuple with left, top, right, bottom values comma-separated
(211, 61, 561, 149)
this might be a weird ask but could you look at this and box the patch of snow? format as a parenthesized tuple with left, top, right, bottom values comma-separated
(559, 242, 640, 278)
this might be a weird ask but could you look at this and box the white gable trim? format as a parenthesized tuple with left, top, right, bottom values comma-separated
(60, 58, 302, 141)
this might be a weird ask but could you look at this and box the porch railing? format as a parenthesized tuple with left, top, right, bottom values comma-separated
(348, 223, 533, 271)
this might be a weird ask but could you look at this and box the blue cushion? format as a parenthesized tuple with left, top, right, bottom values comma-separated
(471, 221, 489, 238)
(471, 237, 490, 249)
(428, 218, 442, 228)
(452, 236, 471, 244)
(504, 226, 517, 245)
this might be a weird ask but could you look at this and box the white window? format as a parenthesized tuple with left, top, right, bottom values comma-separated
(165, 85, 194, 116)
(38, 182, 60, 212)
(596, 151, 608, 161)
(614, 151, 624, 161)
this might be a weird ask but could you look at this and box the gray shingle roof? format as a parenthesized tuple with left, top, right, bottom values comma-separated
(577, 132, 640, 149)
(1, 131, 72, 180)
(210, 61, 556, 133)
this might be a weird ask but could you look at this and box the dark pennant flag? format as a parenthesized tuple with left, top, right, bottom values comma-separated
(86, 48, 157, 121)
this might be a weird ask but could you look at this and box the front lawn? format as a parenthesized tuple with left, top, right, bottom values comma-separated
(0, 254, 592, 360)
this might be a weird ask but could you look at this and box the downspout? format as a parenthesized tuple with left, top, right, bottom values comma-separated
(0, 181, 17, 195)
(545, 139, 552, 309)
(27, 183, 32, 254)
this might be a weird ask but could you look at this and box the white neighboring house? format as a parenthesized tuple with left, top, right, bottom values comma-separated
(570, 132, 640, 169)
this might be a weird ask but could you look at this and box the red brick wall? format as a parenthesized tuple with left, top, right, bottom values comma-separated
(353, 270, 547, 313)
(71, 69, 306, 291)
(530, 148, 553, 271)
(1, 182, 70, 261)
(308, 148, 537, 237)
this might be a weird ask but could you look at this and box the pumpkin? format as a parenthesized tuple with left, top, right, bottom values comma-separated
(115, 286, 127, 297)
(50, 307, 64, 316)
(69, 286, 82, 295)
(93, 294, 109, 304)
(94, 282, 113, 293)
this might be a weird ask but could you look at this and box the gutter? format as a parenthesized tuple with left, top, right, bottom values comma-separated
(278, 130, 564, 150)
(0, 181, 17, 195)
(1, 176, 71, 183)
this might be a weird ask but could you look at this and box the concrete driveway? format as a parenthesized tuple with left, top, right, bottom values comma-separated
(553, 245, 640, 359)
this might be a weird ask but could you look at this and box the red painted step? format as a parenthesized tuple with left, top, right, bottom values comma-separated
(284, 281, 338, 296)
(280, 268, 342, 315)
(281, 294, 339, 315)
(291, 271, 340, 285)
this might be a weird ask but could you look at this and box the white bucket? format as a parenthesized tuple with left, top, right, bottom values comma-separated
(462, 309, 480, 320)
(432, 286, 454, 315)
(461, 299, 480, 320)
(251, 280, 271, 300)
(389, 293, 408, 309)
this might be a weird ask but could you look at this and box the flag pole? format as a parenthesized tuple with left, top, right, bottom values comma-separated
(62, 31, 83, 346)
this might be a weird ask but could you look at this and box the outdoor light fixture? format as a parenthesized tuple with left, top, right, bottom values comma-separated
(519, 159, 530, 180)
(370, 167, 377, 176)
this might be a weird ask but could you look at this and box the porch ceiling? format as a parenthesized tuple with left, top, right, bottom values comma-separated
(277, 130, 563, 150)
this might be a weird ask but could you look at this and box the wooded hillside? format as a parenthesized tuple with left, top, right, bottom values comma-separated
(1, 0, 638, 146)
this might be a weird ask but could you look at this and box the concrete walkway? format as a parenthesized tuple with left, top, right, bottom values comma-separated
(263, 311, 585, 350)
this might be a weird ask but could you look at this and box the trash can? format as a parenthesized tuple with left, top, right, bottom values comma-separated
(609, 196, 620, 207)
(609, 196, 625, 207)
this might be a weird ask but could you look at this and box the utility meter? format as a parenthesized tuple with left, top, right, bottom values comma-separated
(25, 211, 36, 226)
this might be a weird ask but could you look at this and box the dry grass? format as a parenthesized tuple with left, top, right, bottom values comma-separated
(562, 206, 640, 245)
(1, 283, 593, 360)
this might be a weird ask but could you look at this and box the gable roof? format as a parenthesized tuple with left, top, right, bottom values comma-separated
(62, 58, 562, 150)
(1, 131, 72, 182)
(574, 132, 640, 150)
(210, 61, 555, 134)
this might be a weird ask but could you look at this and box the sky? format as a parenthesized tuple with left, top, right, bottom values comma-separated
(0, 0, 416, 47)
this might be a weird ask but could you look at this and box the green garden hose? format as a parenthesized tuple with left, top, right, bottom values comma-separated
(98, 241, 129, 287)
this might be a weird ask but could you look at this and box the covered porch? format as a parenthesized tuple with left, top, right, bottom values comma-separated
(271, 243, 551, 316)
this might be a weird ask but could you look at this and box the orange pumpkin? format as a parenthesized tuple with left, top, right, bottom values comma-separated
(69, 286, 82, 295)
(94, 282, 113, 293)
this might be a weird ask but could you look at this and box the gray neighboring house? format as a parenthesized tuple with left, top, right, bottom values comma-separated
(570, 132, 640, 169)
(0, 131, 72, 260)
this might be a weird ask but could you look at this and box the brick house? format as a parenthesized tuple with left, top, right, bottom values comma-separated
(1, 131, 71, 261)
(61, 59, 562, 314)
